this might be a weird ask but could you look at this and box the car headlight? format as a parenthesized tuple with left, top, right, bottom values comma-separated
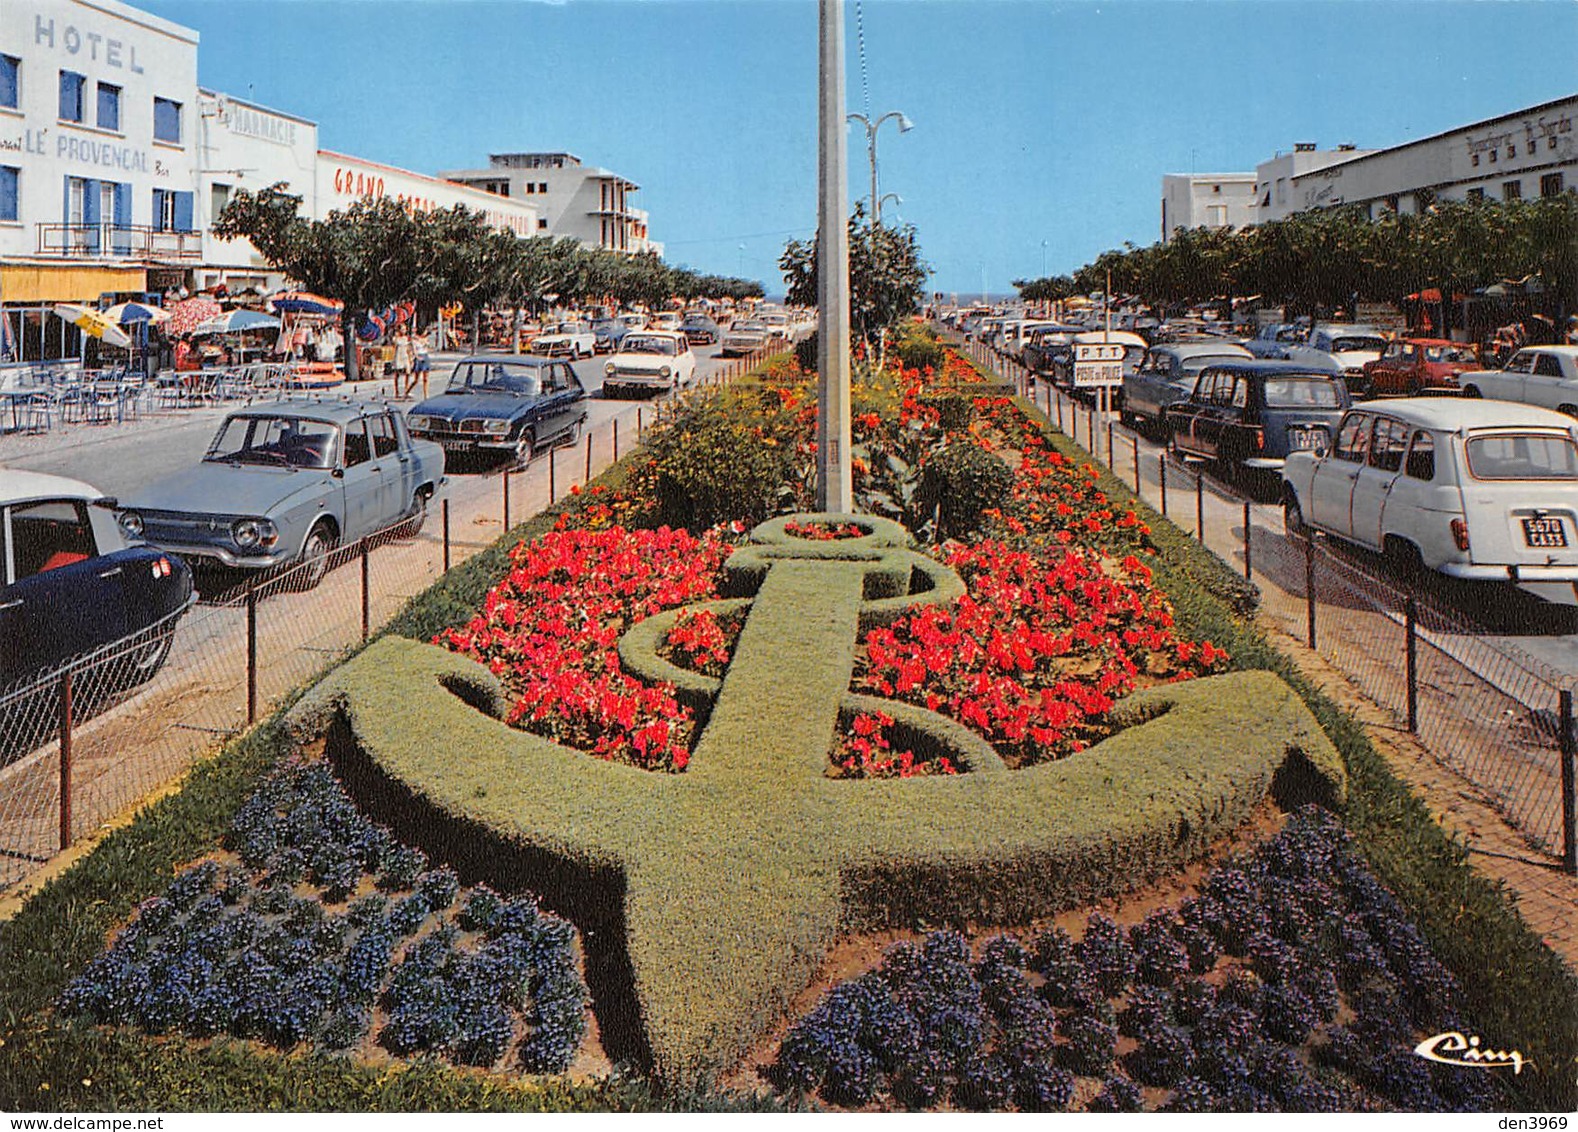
(605, 362, 616, 375)
(407, 415, 430, 432)
(119, 511, 144, 538)
(660, 365, 672, 378)
(232, 518, 279, 549)
(483, 419, 510, 434)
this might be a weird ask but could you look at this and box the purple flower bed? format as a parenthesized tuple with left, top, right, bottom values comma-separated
(60, 760, 587, 1075)
(767, 807, 1503, 1112)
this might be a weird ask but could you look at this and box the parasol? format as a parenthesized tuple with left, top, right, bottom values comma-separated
(268, 291, 344, 317)
(102, 301, 171, 325)
(166, 296, 223, 337)
(52, 304, 133, 348)
(191, 309, 282, 336)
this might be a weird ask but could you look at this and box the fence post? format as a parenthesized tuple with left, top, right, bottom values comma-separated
(360, 537, 370, 642)
(1195, 472, 1204, 542)
(1560, 689, 1575, 875)
(1055, 394, 1063, 432)
(613, 417, 619, 462)
(58, 668, 74, 850)
(1106, 421, 1115, 467)
(584, 430, 593, 483)
(1405, 597, 1419, 733)
(550, 445, 557, 503)
(1132, 435, 1141, 493)
(1304, 537, 1317, 651)
(502, 468, 511, 530)
(637, 406, 644, 439)
(1242, 500, 1252, 580)
(1159, 455, 1168, 516)
(442, 498, 451, 573)
(246, 584, 258, 725)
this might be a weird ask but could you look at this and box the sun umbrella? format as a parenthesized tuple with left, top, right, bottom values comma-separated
(268, 291, 344, 317)
(165, 296, 223, 337)
(53, 303, 133, 348)
(191, 309, 282, 336)
(102, 301, 170, 325)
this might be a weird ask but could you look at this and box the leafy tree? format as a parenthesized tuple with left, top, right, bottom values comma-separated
(781, 203, 930, 349)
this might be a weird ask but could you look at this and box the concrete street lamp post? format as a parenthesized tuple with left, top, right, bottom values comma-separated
(817, 0, 853, 513)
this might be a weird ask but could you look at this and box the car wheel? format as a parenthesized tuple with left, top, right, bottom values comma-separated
(1384, 535, 1426, 580)
(401, 490, 429, 537)
(565, 417, 585, 446)
(1461, 385, 1482, 399)
(1559, 403, 1578, 419)
(513, 433, 536, 468)
(295, 522, 337, 591)
(1282, 490, 1308, 541)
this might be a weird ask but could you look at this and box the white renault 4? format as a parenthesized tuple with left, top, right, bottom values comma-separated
(1281, 399, 1578, 603)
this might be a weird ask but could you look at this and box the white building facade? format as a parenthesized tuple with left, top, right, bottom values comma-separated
(1159, 174, 1257, 241)
(441, 152, 661, 256)
(1253, 143, 1374, 222)
(1, 0, 201, 307)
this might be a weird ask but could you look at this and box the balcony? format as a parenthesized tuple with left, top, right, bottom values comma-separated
(35, 223, 203, 262)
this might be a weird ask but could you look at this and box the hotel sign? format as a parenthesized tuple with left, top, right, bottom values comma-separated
(32, 14, 148, 73)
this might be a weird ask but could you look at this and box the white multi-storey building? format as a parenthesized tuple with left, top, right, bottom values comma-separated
(1159, 173, 1257, 241)
(441, 152, 662, 256)
(1253, 142, 1374, 222)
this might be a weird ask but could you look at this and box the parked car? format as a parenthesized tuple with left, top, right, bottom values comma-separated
(1284, 325, 1388, 397)
(1242, 323, 1305, 358)
(1, 469, 194, 695)
(1122, 341, 1254, 435)
(532, 320, 596, 358)
(121, 401, 445, 588)
(680, 313, 722, 346)
(1165, 360, 1352, 476)
(720, 320, 769, 357)
(1281, 399, 1578, 599)
(1457, 346, 1578, 416)
(1020, 325, 1080, 375)
(592, 318, 633, 354)
(603, 331, 697, 398)
(408, 355, 587, 470)
(760, 311, 793, 344)
(1361, 338, 1479, 397)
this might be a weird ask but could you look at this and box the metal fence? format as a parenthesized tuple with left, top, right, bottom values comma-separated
(960, 333, 1578, 872)
(0, 349, 770, 893)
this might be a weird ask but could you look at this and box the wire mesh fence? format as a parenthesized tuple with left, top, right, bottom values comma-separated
(959, 332, 1577, 869)
(0, 346, 774, 894)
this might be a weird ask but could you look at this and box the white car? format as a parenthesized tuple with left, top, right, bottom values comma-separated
(532, 320, 596, 359)
(1283, 325, 1387, 393)
(602, 330, 696, 398)
(720, 321, 769, 357)
(759, 311, 793, 344)
(650, 311, 682, 332)
(1458, 346, 1578, 417)
(1281, 398, 1578, 601)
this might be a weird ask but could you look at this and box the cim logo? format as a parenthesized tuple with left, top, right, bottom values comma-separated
(1414, 1031, 1529, 1074)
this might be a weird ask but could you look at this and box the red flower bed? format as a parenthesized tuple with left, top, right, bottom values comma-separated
(437, 525, 736, 772)
(783, 519, 867, 541)
(659, 606, 743, 679)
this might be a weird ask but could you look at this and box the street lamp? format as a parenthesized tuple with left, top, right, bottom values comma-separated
(846, 110, 913, 226)
(879, 192, 903, 217)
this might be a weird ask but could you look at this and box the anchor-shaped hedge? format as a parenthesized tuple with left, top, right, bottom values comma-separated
(286, 514, 1343, 1086)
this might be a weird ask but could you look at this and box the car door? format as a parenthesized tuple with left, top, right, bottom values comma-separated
(1193, 372, 1233, 459)
(1311, 412, 1371, 536)
(1524, 352, 1566, 410)
(1350, 415, 1408, 549)
(0, 497, 129, 683)
(1169, 373, 1210, 456)
(1493, 350, 1536, 401)
(337, 417, 385, 541)
(364, 412, 409, 526)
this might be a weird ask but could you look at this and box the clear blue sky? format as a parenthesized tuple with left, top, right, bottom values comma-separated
(139, 0, 1578, 296)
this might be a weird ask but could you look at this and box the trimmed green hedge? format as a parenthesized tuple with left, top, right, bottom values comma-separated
(286, 510, 1343, 1087)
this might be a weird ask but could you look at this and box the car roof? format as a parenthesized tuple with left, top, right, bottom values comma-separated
(0, 468, 102, 505)
(1516, 345, 1578, 359)
(1199, 359, 1345, 378)
(1154, 342, 1253, 358)
(1342, 397, 1578, 431)
(1397, 338, 1463, 347)
(1313, 324, 1383, 337)
(455, 354, 557, 366)
(226, 399, 394, 425)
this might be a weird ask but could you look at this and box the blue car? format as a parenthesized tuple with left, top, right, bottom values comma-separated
(1, 470, 193, 695)
(406, 355, 588, 468)
(1165, 360, 1352, 475)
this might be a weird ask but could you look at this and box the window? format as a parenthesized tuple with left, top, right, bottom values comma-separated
(0, 166, 16, 223)
(1502, 180, 1522, 201)
(1334, 415, 1371, 463)
(1466, 434, 1578, 481)
(1534, 354, 1564, 378)
(59, 70, 85, 122)
(366, 414, 399, 458)
(0, 53, 18, 110)
(211, 182, 231, 220)
(538, 182, 547, 193)
(1405, 432, 1435, 481)
(10, 499, 97, 581)
(1471, 153, 1480, 167)
(1466, 187, 1486, 201)
(152, 188, 194, 232)
(537, 218, 547, 229)
(1541, 172, 1565, 198)
(1489, 148, 1497, 163)
(523, 183, 534, 194)
(1368, 418, 1409, 473)
(1506, 145, 1516, 160)
(97, 82, 120, 131)
(153, 97, 181, 143)
(1527, 142, 1536, 156)
(1506, 351, 1536, 374)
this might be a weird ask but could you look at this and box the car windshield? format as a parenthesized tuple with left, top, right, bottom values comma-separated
(1425, 344, 1476, 364)
(733, 323, 768, 333)
(543, 323, 576, 336)
(446, 361, 544, 396)
(1328, 336, 1386, 354)
(205, 415, 337, 469)
(1466, 433, 1578, 481)
(621, 335, 679, 356)
(1263, 376, 1343, 409)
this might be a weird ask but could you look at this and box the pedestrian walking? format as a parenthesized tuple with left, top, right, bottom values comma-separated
(412, 328, 432, 399)
(392, 328, 412, 398)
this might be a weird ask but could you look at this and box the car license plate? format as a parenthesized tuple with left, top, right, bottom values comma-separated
(1288, 427, 1322, 450)
(1522, 517, 1568, 548)
(440, 439, 472, 453)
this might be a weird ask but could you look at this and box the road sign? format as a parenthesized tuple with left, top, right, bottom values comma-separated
(1072, 342, 1124, 388)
